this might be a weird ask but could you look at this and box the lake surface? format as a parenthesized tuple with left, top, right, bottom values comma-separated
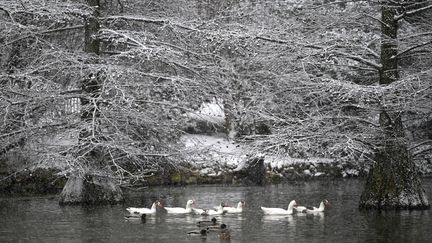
(1, 179, 432, 242)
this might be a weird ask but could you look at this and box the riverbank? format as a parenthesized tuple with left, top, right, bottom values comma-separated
(1, 134, 430, 195)
(0, 159, 390, 196)
(2, 162, 432, 196)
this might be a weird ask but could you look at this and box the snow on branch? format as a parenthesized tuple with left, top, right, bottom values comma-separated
(399, 31, 432, 40)
(395, 3, 432, 21)
(396, 40, 432, 58)
(99, 28, 147, 48)
(101, 15, 198, 31)
(333, 50, 382, 70)
(0, 6, 15, 22)
(255, 35, 292, 45)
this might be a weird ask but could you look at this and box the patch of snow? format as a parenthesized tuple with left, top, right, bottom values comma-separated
(303, 169, 312, 176)
(398, 191, 412, 206)
(342, 169, 359, 177)
(180, 134, 245, 168)
(181, 134, 238, 154)
(233, 155, 248, 171)
(199, 168, 214, 175)
(179, 134, 337, 176)
(208, 171, 221, 177)
(185, 98, 225, 124)
(264, 155, 333, 169)
(314, 172, 325, 177)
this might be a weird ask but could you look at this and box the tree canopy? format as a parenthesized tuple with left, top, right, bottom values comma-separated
(1, 0, 431, 184)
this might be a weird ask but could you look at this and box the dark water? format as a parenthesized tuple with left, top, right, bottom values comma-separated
(1, 179, 432, 243)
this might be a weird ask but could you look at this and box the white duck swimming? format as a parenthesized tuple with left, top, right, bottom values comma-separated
(295, 199, 330, 213)
(126, 201, 159, 215)
(261, 200, 297, 215)
(204, 207, 225, 215)
(211, 202, 227, 211)
(194, 204, 225, 216)
(223, 201, 245, 213)
(164, 199, 195, 214)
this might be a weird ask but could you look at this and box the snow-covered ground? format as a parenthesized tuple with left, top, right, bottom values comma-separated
(185, 97, 225, 124)
(180, 133, 339, 175)
(180, 98, 363, 178)
(180, 133, 245, 169)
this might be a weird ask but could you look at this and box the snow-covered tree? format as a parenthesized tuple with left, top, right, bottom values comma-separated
(1, 0, 431, 198)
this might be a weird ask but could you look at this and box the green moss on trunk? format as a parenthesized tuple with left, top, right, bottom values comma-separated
(360, 140, 429, 209)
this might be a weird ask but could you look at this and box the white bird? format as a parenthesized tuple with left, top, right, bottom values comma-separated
(212, 202, 227, 211)
(194, 204, 225, 216)
(192, 208, 206, 215)
(261, 200, 297, 215)
(223, 201, 245, 213)
(126, 201, 159, 215)
(295, 199, 330, 213)
(164, 199, 195, 214)
(205, 207, 225, 215)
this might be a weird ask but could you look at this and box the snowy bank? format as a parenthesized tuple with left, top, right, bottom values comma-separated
(178, 133, 367, 182)
(176, 98, 368, 182)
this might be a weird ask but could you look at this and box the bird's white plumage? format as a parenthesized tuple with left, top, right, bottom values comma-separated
(223, 201, 244, 213)
(164, 199, 195, 214)
(261, 200, 297, 215)
(126, 201, 158, 214)
(295, 200, 329, 213)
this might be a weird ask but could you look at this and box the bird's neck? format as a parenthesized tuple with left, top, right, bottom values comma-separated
(288, 203, 295, 212)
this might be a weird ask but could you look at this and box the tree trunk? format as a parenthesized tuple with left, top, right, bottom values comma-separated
(233, 155, 266, 185)
(379, 2, 399, 85)
(80, 0, 101, 143)
(224, 97, 238, 139)
(59, 173, 123, 205)
(84, 16, 100, 55)
(59, 0, 123, 206)
(85, 0, 101, 54)
(359, 111, 429, 209)
(359, 1, 429, 210)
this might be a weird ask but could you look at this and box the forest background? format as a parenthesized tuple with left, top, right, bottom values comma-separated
(0, 0, 431, 196)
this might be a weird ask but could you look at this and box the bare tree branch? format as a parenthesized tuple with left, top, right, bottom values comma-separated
(396, 40, 432, 58)
(395, 3, 432, 21)
(333, 50, 382, 70)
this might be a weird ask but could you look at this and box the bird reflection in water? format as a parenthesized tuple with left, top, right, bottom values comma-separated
(262, 214, 295, 223)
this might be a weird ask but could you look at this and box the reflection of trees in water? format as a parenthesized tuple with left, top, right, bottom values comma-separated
(262, 215, 295, 223)
(365, 211, 403, 243)
(365, 211, 430, 243)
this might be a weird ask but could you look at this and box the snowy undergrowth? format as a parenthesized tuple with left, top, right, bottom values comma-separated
(179, 133, 360, 178)
(180, 99, 367, 179)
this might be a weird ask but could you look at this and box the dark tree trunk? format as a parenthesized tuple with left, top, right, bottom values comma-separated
(379, 3, 399, 85)
(233, 155, 266, 185)
(59, 173, 123, 205)
(84, 16, 100, 55)
(59, 0, 123, 206)
(360, 111, 429, 209)
(360, 1, 429, 210)
(80, 0, 101, 143)
(224, 97, 238, 139)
